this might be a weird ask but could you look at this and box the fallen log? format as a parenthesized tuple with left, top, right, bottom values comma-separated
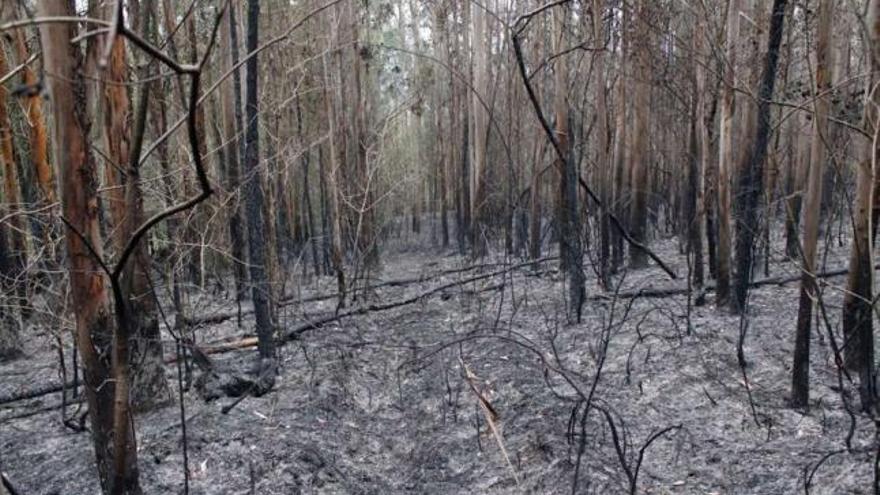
(198, 265, 858, 355)
(184, 259, 541, 326)
(588, 265, 857, 301)
(199, 259, 554, 355)
(189, 283, 509, 357)
(0, 381, 71, 408)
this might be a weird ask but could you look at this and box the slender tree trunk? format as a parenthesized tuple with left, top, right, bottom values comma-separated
(221, 6, 248, 325)
(611, 5, 628, 272)
(0, 38, 22, 355)
(11, 27, 54, 205)
(0, 221, 20, 358)
(553, 7, 585, 321)
(146, 7, 190, 391)
(185, 13, 209, 288)
(437, 7, 451, 249)
(243, 0, 276, 391)
(262, 115, 281, 326)
(9, 10, 57, 292)
(349, 0, 379, 269)
(593, 0, 611, 288)
(322, 48, 347, 306)
(460, 99, 471, 254)
(38, 1, 140, 491)
(628, 4, 651, 268)
(159, 0, 197, 290)
(457, 0, 471, 254)
(705, 78, 720, 280)
(786, 110, 811, 259)
(102, 35, 129, 254)
(295, 96, 321, 276)
(101, 2, 169, 412)
(842, 0, 880, 412)
(732, 0, 789, 312)
(529, 139, 543, 261)
(716, 0, 741, 305)
(470, 1, 490, 257)
(318, 146, 332, 275)
(791, 0, 833, 408)
(691, 15, 708, 298)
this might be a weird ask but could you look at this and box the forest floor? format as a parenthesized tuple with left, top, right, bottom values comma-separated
(1, 226, 877, 494)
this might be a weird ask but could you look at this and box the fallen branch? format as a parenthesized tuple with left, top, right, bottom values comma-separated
(1, 469, 20, 495)
(587, 265, 860, 301)
(461, 359, 520, 487)
(0, 397, 85, 423)
(198, 257, 556, 355)
(185, 259, 553, 326)
(0, 381, 71, 407)
(510, 30, 677, 280)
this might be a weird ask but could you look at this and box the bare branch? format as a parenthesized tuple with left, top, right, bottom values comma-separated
(510, 32, 678, 280)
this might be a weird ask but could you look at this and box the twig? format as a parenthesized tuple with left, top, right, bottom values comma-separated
(803, 449, 845, 494)
(513, 0, 572, 33)
(0, 53, 38, 86)
(461, 359, 520, 486)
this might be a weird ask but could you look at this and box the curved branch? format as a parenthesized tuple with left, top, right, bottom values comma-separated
(510, 32, 678, 280)
(111, 4, 225, 279)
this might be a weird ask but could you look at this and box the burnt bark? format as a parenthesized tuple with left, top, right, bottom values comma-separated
(243, 0, 277, 391)
(842, 0, 880, 412)
(732, 0, 789, 312)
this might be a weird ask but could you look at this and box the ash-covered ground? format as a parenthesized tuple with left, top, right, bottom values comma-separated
(1, 227, 877, 494)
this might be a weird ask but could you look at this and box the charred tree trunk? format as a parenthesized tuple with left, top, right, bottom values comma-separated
(318, 146, 332, 276)
(243, 0, 277, 391)
(101, 35, 129, 254)
(554, 8, 585, 321)
(791, 0, 832, 409)
(0, 219, 20, 358)
(460, 106, 472, 255)
(732, 0, 789, 312)
(842, 0, 880, 413)
(529, 139, 543, 261)
(593, 0, 612, 288)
